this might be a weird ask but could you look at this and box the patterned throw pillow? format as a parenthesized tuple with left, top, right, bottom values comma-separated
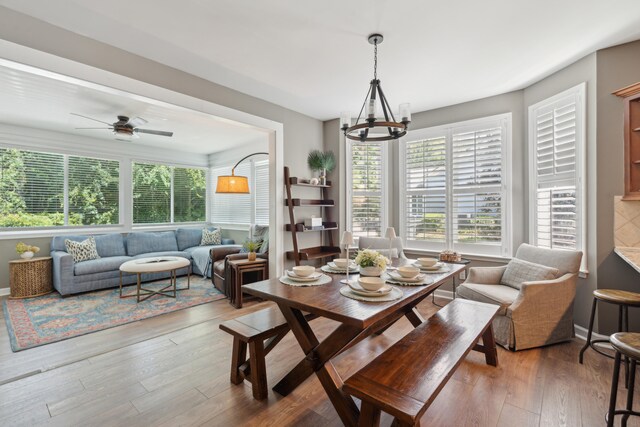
(65, 237, 100, 263)
(500, 258, 559, 290)
(201, 228, 221, 246)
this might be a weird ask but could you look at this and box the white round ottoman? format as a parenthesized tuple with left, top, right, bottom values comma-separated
(119, 256, 191, 302)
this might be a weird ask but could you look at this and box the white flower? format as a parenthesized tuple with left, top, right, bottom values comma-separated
(354, 249, 389, 269)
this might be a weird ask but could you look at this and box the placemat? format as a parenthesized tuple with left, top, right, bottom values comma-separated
(339, 285, 403, 302)
(320, 265, 360, 274)
(279, 274, 332, 287)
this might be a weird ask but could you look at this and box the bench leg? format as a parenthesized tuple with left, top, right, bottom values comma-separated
(391, 418, 419, 427)
(249, 340, 268, 400)
(359, 401, 381, 427)
(230, 337, 247, 385)
(482, 323, 498, 367)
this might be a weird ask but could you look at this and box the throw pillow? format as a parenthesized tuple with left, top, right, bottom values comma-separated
(500, 258, 559, 290)
(65, 237, 100, 263)
(252, 225, 269, 254)
(201, 228, 221, 246)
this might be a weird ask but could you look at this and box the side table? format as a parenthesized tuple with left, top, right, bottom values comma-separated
(432, 258, 471, 307)
(9, 257, 53, 299)
(228, 258, 268, 308)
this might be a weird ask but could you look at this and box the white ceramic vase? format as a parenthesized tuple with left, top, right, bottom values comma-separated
(20, 251, 34, 260)
(360, 266, 383, 277)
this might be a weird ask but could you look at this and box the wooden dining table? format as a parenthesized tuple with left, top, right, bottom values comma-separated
(243, 260, 466, 427)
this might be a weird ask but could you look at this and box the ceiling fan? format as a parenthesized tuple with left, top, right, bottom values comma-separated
(71, 113, 174, 139)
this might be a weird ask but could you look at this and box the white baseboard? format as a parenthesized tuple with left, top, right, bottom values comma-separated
(0, 288, 9, 297)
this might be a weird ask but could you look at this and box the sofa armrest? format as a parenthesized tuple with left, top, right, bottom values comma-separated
(210, 245, 242, 262)
(51, 250, 74, 295)
(466, 265, 507, 285)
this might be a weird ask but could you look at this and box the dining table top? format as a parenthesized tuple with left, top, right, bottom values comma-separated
(243, 261, 466, 329)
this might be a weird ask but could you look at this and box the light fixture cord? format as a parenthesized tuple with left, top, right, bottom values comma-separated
(373, 38, 378, 80)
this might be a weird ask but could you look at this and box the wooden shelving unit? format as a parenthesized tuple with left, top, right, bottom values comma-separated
(614, 82, 640, 200)
(284, 166, 340, 265)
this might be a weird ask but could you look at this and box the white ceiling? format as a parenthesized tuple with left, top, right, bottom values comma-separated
(1, 0, 640, 121)
(0, 63, 267, 154)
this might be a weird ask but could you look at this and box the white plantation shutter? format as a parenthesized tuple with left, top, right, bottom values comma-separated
(403, 136, 447, 248)
(254, 160, 269, 226)
(210, 163, 252, 225)
(349, 142, 385, 238)
(530, 84, 584, 254)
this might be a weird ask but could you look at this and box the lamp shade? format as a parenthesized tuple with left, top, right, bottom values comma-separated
(385, 227, 397, 239)
(216, 174, 249, 194)
(340, 231, 354, 246)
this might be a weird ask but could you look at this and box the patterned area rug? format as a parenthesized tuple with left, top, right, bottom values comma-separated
(2, 277, 224, 352)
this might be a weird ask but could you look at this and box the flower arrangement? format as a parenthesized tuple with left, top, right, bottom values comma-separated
(15, 242, 40, 255)
(354, 249, 389, 269)
(242, 239, 261, 253)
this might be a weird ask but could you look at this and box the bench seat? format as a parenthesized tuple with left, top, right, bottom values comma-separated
(343, 299, 500, 426)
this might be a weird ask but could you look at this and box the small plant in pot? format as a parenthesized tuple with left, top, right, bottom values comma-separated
(307, 150, 336, 186)
(354, 249, 389, 277)
(243, 239, 261, 262)
(16, 242, 40, 260)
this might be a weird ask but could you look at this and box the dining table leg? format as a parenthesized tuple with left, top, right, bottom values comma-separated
(275, 303, 362, 427)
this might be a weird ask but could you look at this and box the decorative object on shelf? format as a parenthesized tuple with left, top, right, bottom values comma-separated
(355, 249, 389, 277)
(243, 239, 261, 262)
(340, 34, 411, 142)
(307, 150, 336, 185)
(15, 242, 40, 260)
(340, 231, 354, 284)
(439, 250, 462, 262)
(305, 216, 323, 229)
(309, 178, 319, 186)
(215, 151, 268, 194)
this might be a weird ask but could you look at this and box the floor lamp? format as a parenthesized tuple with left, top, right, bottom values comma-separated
(385, 227, 396, 260)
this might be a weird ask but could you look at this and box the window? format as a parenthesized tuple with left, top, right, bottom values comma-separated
(347, 141, 387, 238)
(400, 114, 511, 256)
(132, 162, 206, 224)
(210, 160, 269, 226)
(529, 83, 585, 256)
(0, 147, 119, 228)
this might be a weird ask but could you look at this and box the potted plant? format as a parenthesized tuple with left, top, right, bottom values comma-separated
(16, 242, 40, 260)
(307, 150, 336, 185)
(243, 239, 261, 262)
(354, 249, 389, 277)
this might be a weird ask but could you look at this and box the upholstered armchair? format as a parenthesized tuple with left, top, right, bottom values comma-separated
(457, 243, 583, 351)
(357, 236, 408, 260)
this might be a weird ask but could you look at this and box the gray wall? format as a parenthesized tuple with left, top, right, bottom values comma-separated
(0, 7, 325, 287)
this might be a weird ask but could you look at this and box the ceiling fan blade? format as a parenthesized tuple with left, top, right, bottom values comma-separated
(127, 116, 148, 127)
(135, 128, 174, 137)
(70, 113, 113, 125)
(75, 127, 114, 130)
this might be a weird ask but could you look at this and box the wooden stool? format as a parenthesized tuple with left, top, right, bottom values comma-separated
(607, 333, 640, 426)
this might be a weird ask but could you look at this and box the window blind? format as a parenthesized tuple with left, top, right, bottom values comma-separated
(350, 142, 384, 238)
(173, 167, 206, 223)
(254, 160, 270, 226)
(211, 163, 252, 225)
(132, 162, 171, 224)
(530, 86, 583, 252)
(68, 156, 119, 225)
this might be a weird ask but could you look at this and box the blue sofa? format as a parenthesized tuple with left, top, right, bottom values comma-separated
(50, 228, 239, 296)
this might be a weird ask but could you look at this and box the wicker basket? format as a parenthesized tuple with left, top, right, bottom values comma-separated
(9, 257, 53, 299)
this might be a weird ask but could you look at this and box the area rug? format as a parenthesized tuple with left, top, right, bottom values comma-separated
(2, 277, 224, 352)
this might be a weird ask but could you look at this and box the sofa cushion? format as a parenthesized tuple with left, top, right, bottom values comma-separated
(74, 256, 133, 276)
(126, 231, 178, 256)
(501, 258, 559, 290)
(176, 227, 218, 251)
(456, 283, 519, 316)
(52, 234, 127, 257)
(65, 237, 100, 263)
(132, 251, 191, 261)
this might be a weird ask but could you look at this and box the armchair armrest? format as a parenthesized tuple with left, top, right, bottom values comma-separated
(210, 245, 242, 262)
(51, 250, 74, 295)
(466, 265, 507, 285)
(508, 273, 577, 317)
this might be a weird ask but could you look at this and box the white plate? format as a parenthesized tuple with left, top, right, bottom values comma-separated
(388, 271, 426, 283)
(328, 262, 358, 271)
(412, 261, 444, 270)
(286, 270, 323, 282)
(347, 281, 393, 297)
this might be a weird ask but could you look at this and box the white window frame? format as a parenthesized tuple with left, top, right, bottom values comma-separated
(528, 83, 587, 272)
(345, 140, 390, 242)
(400, 113, 512, 257)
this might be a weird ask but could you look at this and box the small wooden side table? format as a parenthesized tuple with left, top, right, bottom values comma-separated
(228, 258, 268, 308)
(9, 257, 53, 299)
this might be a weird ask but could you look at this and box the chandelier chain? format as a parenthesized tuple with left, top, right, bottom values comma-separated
(373, 39, 378, 80)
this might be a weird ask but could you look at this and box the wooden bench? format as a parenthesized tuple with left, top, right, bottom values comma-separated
(343, 299, 500, 426)
(219, 306, 315, 400)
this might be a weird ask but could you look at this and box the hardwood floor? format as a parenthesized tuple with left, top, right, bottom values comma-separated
(0, 284, 637, 426)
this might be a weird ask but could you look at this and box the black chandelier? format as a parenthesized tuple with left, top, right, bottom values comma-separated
(341, 34, 411, 142)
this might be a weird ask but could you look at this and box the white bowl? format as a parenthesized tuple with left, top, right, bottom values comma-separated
(417, 257, 438, 267)
(358, 276, 385, 291)
(398, 266, 420, 278)
(333, 258, 351, 268)
(292, 265, 315, 277)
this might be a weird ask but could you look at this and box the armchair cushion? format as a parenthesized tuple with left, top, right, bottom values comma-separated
(456, 283, 519, 316)
(500, 258, 559, 290)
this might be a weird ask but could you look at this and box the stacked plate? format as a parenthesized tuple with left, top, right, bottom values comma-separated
(386, 271, 428, 284)
(285, 270, 324, 283)
(412, 261, 449, 273)
(347, 280, 393, 297)
(324, 261, 359, 273)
